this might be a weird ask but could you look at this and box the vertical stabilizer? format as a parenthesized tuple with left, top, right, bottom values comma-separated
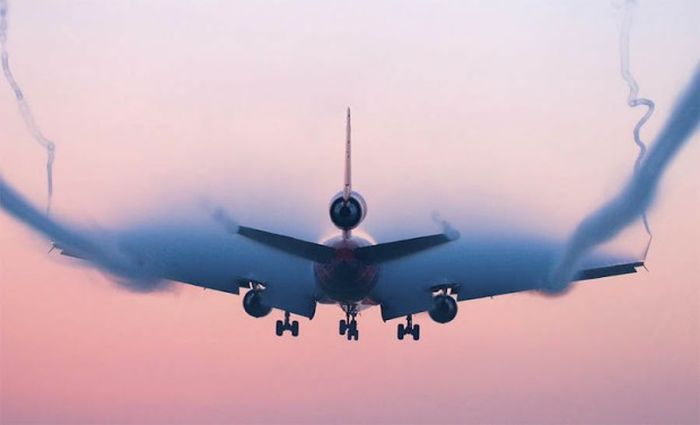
(343, 107, 352, 201)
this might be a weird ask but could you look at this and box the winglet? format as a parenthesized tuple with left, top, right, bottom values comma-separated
(432, 212, 461, 241)
(343, 107, 351, 201)
(205, 204, 240, 234)
(641, 234, 653, 261)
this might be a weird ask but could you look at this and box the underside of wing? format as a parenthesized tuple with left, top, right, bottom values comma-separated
(90, 220, 321, 318)
(0, 182, 322, 319)
(370, 230, 645, 321)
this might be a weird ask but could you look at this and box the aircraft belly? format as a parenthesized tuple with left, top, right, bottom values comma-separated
(313, 260, 379, 304)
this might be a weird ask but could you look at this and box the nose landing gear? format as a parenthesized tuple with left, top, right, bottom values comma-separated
(339, 309, 359, 341)
(397, 314, 420, 341)
(275, 311, 299, 337)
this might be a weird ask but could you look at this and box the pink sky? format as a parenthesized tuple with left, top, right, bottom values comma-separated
(1, 1, 698, 423)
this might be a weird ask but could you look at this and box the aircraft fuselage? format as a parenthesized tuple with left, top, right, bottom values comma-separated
(314, 235, 379, 306)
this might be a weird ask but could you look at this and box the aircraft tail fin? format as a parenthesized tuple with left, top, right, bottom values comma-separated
(343, 107, 351, 201)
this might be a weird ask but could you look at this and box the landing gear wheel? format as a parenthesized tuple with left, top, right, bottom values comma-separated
(340, 308, 359, 341)
(397, 315, 420, 341)
(275, 311, 299, 337)
(344, 318, 359, 341)
(275, 320, 284, 336)
(346, 327, 359, 341)
(412, 324, 421, 341)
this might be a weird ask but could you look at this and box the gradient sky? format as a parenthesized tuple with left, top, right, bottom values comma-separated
(1, 1, 698, 424)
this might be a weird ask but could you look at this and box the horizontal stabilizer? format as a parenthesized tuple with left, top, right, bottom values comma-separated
(356, 233, 455, 264)
(236, 226, 335, 263)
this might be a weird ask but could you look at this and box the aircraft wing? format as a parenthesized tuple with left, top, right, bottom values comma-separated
(0, 177, 318, 318)
(58, 226, 319, 318)
(104, 221, 320, 318)
(369, 230, 645, 321)
(59, 226, 319, 318)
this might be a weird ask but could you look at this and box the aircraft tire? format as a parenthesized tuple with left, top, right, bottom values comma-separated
(412, 324, 420, 341)
(275, 320, 284, 336)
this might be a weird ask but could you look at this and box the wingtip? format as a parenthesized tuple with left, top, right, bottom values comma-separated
(431, 211, 460, 241)
(642, 235, 653, 261)
(207, 206, 240, 234)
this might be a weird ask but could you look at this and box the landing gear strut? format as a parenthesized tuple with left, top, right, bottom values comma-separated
(339, 309, 359, 341)
(275, 311, 299, 337)
(397, 314, 420, 341)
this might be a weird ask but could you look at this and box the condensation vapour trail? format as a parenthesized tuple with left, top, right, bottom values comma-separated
(547, 65, 700, 292)
(0, 174, 162, 290)
(0, 0, 56, 214)
(620, 0, 654, 238)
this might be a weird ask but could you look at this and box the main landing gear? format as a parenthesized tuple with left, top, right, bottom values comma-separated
(339, 309, 359, 341)
(397, 314, 420, 341)
(275, 311, 299, 337)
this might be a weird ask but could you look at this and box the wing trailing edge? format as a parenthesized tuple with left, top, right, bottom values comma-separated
(573, 261, 644, 281)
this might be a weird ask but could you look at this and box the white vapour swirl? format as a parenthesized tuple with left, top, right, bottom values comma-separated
(0, 0, 56, 214)
(620, 0, 654, 237)
(547, 65, 700, 292)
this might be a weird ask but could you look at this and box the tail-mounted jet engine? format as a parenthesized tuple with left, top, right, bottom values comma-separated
(428, 294, 458, 323)
(243, 289, 272, 318)
(329, 191, 367, 231)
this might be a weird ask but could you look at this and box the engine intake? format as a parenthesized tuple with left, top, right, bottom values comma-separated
(243, 290, 272, 318)
(329, 191, 367, 230)
(429, 294, 458, 323)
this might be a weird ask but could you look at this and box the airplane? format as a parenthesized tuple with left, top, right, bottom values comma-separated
(0, 108, 645, 342)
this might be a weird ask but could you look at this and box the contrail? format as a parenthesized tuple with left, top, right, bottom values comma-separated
(547, 65, 700, 292)
(620, 0, 654, 238)
(0, 0, 56, 214)
(0, 174, 163, 291)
